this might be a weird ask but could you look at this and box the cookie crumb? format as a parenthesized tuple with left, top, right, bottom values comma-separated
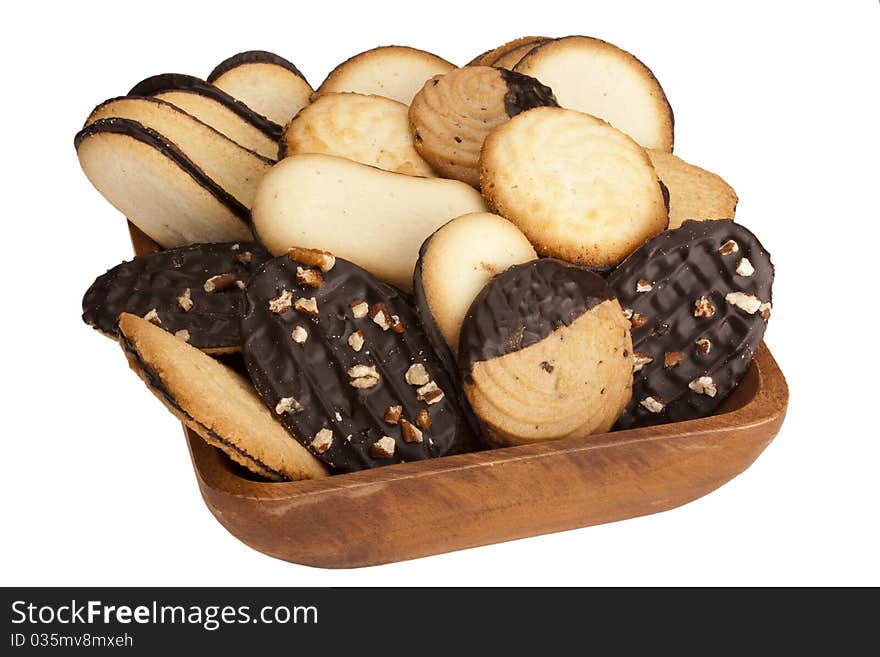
(384, 405, 403, 424)
(291, 325, 308, 344)
(174, 329, 190, 342)
(401, 419, 424, 444)
(725, 291, 762, 314)
(143, 308, 161, 325)
(294, 296, 319, 316)
(275, 396, 303, 415)
(177, 288, 193, 312)
(405, 363, 430, 386)
(310, 428, 334, 454)
(689, 376, 717, 397)
(640, 396, 665, 413)
(348, 330, 365, 352)
(350, 300, 369, 319)
(371, 436, 396, 458)
(694, 297, 716, 318)
(416, 381, 445, 405)
(268, 289, 293, 314)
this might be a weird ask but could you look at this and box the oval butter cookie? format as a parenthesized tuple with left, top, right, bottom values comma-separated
(459, 259, 633, 446)
(282, 92, 435, 176)
(414, 212, 537, 356)
(515, 36, 674, 151)
(409, 66, 557, 186)
(316, 46, 455, 105)
(480, 107, 667, 266)
(647, 150, 738, 228)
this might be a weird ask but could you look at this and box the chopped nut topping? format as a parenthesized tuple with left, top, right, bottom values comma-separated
(291, 325, 308, 344)
(275, 396, 303, 415)
(384, 405, 403, 424)
(235, 280, 246, 290)
(725, 291, 762, 314)
(310, 428, 334, 454)
(231, 243, 240, 251)
(268, 289, 293, 314)
(348, 330, 364, 352)
(630, 313, 648, 328)
(174, 329, 190, 342)
(370, 303, 392, 330)
(416, 409, 431, 429)
(622, 308, 634, 320)
(143, 308, 161, 325)
(348, 364, 380, 388)
(371, 436, 396, 459)
(640, 396, 665, 413)
(296, 266, 324, 288)
(288, 246, 336, 272)
(636, 279, 653, 293)
(294, 296, 319, 316)
(177, 288, 193, 312)
(350, 299, 369, 319)
(694, 297, 716, 318)
(664, 351, 684, 368)
(759, 302, 772, 321)
(417, 381, 445, 405)
(405, 363, 430, 386)
(719, 240, 739, 255)
(232, 250, 252, 264)
(695, 338, 712, 354)
(633, 352, 654, 373)
(389, 314, 405, 333)
(204, 273, 237, 292)
(401, 419, 423, 444)
(689, 376, 718, 397)
(335, 411, 342, 422)
(736, 258, 755, 277)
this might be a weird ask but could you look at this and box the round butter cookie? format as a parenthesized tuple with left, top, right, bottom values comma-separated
(281, 92, 435, 176)
(409, 66, 557, 186)
(515, 35, 674, 151)
(480, 107, 668, 266)
(315, 46, 455, 105)
(647, 150, 738, 229)
(459, 259, 633, 446)
(414, 212, 537, 357)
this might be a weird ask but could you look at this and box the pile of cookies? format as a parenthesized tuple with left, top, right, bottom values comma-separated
(76, 36, 773, 481)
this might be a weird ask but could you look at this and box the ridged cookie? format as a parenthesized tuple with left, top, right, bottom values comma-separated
(118, 313, 328, 481)
(413, 212, 537, 356)
(480, 107, 668, 266)
(316, 46, 455, 105)
(608, 220, 773, 429)
(409, 66, 557, 186)
(515, 36, 674, 151)
(281, 92, 435, 176)
(647, 150, 738, 228)
(466, 36, 549, 67)
(459, 259, 633, 446)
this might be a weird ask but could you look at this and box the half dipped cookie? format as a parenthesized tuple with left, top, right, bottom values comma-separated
(459, 259, 633, 446)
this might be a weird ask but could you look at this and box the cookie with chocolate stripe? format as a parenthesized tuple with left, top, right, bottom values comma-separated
(608, 219, 773, 429)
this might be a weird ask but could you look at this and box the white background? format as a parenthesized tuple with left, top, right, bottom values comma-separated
(2, 1, 878, 586)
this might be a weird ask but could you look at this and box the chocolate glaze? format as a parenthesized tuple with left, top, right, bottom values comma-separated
(498, 68, 558, 117)
(207, 50, 309, 85)
(119, 330, 286, 480)
(458, 259, 614, 372)
(242, 254, 478, 473)
(74, 117, 251, 221)
(128, 73, 283, 141)
(83, 242, 270, 351)
(608, 219, 773, 429)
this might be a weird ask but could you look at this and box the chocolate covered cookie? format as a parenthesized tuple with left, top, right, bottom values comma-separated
(241, 249, 477, 472)
(459, 259, 633, 447)
(409, 66, 557, 186)
(83, 242, 270, 352)
(608, 219, 773, 429)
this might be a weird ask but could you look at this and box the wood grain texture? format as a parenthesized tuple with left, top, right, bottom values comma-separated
(130, 222, 788, 569)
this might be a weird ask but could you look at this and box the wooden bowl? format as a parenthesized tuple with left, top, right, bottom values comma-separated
(130, 224, 788, 568)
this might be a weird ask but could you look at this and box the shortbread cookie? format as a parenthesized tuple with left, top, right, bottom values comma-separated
(118, 313, 327, 481)
(75, 118, 253, 248)
(515, 36, 674, 151)
(409, 66, 557, 186)
(129, 73, 283, 159)
(480, 107, 667, 266)
(251, 153, 487, 291)
(492, 38, 550, 69)
(647, 150, 738, 228)
(207, 50, 313, 126)
(315, 46, 455, 105)
(281, 92, 435, 176)
(459, 259, 633, 446)
(241, 251, 478, 472)
(608, 220, 773, 429)
(83, 242, 270, 352)
(413, 212, 537, 356)
(466, 36, 549, 67)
